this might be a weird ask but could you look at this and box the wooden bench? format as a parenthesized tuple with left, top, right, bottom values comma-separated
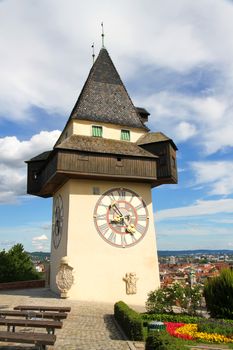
(0, 318, 62, 334)
(0, 310, 67, 321)
(0, 330, 56, 350)
(14, 305, 71, 313)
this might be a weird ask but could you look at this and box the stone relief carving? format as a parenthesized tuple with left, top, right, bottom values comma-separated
(56, 256, 74, 298)
(123, 272, 138, 295)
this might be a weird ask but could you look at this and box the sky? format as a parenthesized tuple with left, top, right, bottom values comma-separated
(0, 0, 233, 252)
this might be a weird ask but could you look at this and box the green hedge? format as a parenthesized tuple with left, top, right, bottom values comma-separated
(145, 331, 187, 350)
(141, 313, 202, 325)
(114, 301, 145, 341)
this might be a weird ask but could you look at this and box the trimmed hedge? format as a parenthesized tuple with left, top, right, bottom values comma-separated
(141, 313, 202, 325)
(114, 301, 145, 340)
(145, 331, 187, 350)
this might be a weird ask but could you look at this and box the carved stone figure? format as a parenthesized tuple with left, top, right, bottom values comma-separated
(56, 256, 74, 298)
(123, 272, 138, 294)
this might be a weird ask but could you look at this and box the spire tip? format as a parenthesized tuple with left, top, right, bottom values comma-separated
(101, 22, 105, 48)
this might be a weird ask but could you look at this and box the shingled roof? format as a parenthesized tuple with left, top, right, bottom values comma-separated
(137, 132, 178, 150)
(69, 48, 148, 130)
(26, 151, 52, 162)
(56, 135, 157, 158)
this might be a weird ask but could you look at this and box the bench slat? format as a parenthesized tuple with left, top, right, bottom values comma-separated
(0, 318, 62, 328)
(14, 305, 71, 312)
(0, 330, 56, 345)
(0, 310, 67, 320)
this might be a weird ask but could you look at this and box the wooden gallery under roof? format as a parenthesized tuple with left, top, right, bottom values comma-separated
(26, 48, 178, 198)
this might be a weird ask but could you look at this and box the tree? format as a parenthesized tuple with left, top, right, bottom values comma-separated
(204, 268, 233, 319)
(0, 244, 40, 283)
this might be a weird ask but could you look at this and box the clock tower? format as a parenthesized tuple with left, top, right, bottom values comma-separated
(26, 48, 177, 305)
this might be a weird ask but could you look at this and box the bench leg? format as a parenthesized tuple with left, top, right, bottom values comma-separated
(46, 327, 54, 334)
(37, 345, 46, 350)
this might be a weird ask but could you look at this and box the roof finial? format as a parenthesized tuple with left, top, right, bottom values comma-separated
(91, 42, 95, 63)
(101, 22, 105, 48)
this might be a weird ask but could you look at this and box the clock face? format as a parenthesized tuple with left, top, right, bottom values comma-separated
(94, 188, 149, 248)
(52, 195, 64, 249)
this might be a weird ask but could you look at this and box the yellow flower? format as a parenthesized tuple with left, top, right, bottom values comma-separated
(175, 324, 233, 344)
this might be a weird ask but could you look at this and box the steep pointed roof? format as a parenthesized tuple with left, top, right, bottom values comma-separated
(70, 48, 147, 130)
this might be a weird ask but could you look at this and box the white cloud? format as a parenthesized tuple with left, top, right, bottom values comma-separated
(32, 234, 49, 251)
(174, 122, 197, 141)
(191, 161, 233, 196)
(156, 198, 233, 221)
(0, 0, 232, 126)
(0, 130, 61, 203)
(32, 235, 48, 242)
(140, 91, 232, 154)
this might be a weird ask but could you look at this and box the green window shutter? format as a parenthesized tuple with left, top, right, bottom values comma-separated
(121, 130, 130, 141)
(92, 126, 103, 137)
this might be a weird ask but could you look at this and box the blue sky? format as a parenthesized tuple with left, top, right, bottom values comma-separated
(0, 0, 233, 252)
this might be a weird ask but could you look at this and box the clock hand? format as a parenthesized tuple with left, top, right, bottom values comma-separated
(110, 201, 124, 217)
(126, 223, 136, 234)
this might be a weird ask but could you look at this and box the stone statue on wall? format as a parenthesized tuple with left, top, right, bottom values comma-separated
(56, 256, 74, 298)
(123, 272, 138, 295)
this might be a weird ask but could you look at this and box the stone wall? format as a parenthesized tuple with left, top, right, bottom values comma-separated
(0, 279, 45, 290)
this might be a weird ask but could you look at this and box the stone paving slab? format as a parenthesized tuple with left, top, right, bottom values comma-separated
(0, 288, 130, 350)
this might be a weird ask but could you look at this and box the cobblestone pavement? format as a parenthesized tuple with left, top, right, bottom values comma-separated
(0, 288, 132, 350)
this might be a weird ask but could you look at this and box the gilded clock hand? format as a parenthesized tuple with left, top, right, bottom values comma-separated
(126, 223, 136, 234)
(110, 201, 124, 218)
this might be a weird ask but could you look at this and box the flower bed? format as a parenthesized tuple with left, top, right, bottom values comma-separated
(164, 322, 193, 340)
(165, 322, 233, 344)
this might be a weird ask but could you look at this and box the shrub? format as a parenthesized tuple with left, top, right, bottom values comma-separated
(145, 330, 187, 350)
(204, 268, 233, 319)
(146, 284, 202, 316)
(114, 301, 144, 340)
(146, 287, 173, 314)
(197, 318, 233, 337)
(141, 313, 202, 326)
(0, 244, 40, 283)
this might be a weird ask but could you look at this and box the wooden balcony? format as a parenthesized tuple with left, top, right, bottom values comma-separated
(27, 150, 158, 197)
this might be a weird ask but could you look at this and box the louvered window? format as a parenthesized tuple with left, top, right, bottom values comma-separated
(92, 126, 103, 137)
(121, 129, 130, 141)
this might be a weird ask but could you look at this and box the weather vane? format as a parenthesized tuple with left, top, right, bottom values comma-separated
(101, 22, 105, 48)
(91, 42, 95, 63)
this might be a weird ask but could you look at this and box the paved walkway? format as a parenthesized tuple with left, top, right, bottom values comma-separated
(0, 288, 133, 350)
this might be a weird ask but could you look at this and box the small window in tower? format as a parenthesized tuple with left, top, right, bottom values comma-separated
(116, 157, 124, 167)
(121, 129, 130, 141)
(93, 187, 100, 195)
(32, 172, 38, 180)
(92, 125, 103, 137)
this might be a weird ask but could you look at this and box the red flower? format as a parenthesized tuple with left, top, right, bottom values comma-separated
(164, 322, 193, 340)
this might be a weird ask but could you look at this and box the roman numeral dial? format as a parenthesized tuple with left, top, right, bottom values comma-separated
(52, 195, 64, 249)
(93, 188, 149, 248)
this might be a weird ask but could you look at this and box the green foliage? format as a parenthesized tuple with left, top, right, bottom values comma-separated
(145, 330, 187, 350)
(197, 319, 233, 337)
(114, 301, 145, 341)
(204, 268, 233, 319)
(141, 312, 202, 325)
(146, 284, 202, 316)
(0, 244, 41, 283)
(146, 287, 173, 314)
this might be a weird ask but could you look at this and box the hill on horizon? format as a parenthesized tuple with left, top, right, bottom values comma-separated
(158, 249, 233, 256)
